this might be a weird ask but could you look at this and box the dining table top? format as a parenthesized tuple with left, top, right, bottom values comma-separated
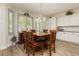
(33, 32, 50, 36)
(25, 29, 57, 37)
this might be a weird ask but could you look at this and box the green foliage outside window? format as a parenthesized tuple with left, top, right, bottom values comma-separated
(18, 16, 26, 27)
(18, 15, 33, 32)
(26, 18, 32, 26)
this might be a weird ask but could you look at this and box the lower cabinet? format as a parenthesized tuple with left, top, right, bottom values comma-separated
(57, 32, 79, 44)
(56, 32, 63, 39)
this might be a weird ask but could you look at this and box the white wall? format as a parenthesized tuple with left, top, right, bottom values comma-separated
(0, 4, 8, 50)
(6, 5, 27, 49)
(6, 5, 19, 48)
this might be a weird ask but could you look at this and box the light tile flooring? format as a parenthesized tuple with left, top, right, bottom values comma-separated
(0, 40, 79, 56)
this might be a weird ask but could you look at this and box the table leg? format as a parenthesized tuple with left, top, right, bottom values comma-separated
(49, 34, 52, 56)
(54, 32, 56, 53)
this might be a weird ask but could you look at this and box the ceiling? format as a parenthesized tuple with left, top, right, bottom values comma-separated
(9, 3, 79, 16)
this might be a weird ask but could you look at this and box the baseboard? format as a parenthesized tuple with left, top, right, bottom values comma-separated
(56, 39, 79, 46)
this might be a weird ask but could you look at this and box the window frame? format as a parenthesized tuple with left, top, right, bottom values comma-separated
(8, 9, 14, 35)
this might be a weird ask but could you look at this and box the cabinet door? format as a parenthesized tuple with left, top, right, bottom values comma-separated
(57, 32, 79, 44)
(56, 32, 62, 39)
(57, 17, 63, 26)
(70, 15, 76, 26)
(74, 14, 79, 26)
(59, 32, 72, 41)
(57, 16, 69, 26)
(57, 14, 79, 26)
(69, 14, 79, 26)
(62, 32, 66, 40)
(71, 33, 79, 43)
(63, 32, 79, 43)
(63, 16, 70, 26)
(47, 17, 56, 29)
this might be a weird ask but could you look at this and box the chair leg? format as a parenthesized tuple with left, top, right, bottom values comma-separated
(41, 43, 43, 56)
(33, 47, 35, 56)
(28, 46, 30, 56)
(49, 47, 51, 56)
(28, 50, 30, 56)
(26, 43, 28, 53)
(23, 43, 25, 50)
(49, 44, 51, 56)
(54, 48, 56, 53)
(27, 43, 30, 56)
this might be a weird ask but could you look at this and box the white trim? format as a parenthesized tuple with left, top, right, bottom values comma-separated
(8, 9, 14, 35)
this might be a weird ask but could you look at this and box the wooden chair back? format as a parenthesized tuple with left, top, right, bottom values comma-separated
(27, 31, 34, 43)
(31, 29, 36, 33)
(18, 32, 24, 44)
(22, 31, 28, 50)
(23, 31, 27, 40)
(43, 29, 48, 33)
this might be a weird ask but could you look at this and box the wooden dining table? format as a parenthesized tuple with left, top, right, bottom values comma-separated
(18, 30, 56, 56)
(33, 32, 55, 56)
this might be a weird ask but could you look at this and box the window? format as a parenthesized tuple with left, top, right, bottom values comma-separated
(8, 9, 14, 35)
(33, 17, 46, 33)
(33, 17, 40, 33)
(18, 14, 26, 32)
(18, 14, 33, 32)
(26, 17, 33, 30)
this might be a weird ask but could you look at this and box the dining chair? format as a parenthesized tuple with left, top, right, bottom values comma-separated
(30, 29, 36, 33)
(18, 32, 24, 44)
(43, 29, 48, 33)
(42, 29, 49, 48)
(27, 31, 43, 56)
(22, 31, 28, 53)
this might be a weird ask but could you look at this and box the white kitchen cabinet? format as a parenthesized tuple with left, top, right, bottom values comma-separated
(63, 16, 70, 26)
(57, 32, 79, 44)
(56, 32, 62, 39)
(57, 16, 70, 26)
(70, 33, 79, 43)
(46, 17, 57, 30)
(61, 32, 77, 42)
(76, 14, 79, 26)
(57, 16, 63, 26)
(70, 14, 79, 26)
(57, 17, 62, 26)
(61, 32, 68, 40)
(57, 14, 79, 26)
